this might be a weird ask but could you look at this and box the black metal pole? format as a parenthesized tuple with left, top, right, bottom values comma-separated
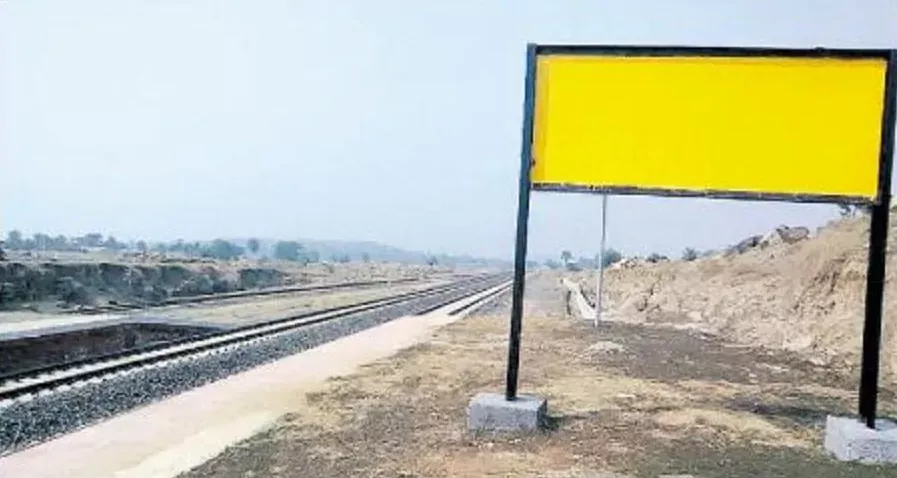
(859, 50, 897, 430)
(505, 44, 539, 401)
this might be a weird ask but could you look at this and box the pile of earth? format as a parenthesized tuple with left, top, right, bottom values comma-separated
(573, 213, 897, 384)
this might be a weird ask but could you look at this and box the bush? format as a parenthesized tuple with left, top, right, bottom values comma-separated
(646, 253, 668, 263)
(682, 247, 699, 261)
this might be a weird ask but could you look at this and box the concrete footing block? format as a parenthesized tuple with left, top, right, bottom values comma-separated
(466, 392, 547, 433)
(824, 415, 897, 464)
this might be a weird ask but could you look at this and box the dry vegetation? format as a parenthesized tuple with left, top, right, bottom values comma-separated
(182, 274, 895, 478)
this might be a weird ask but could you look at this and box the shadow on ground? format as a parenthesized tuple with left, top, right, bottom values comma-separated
(542, 320, 897, 477)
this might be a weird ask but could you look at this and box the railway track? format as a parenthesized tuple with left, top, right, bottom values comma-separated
(59, 276, 428, 315)
(0, 273, 510, 455)
(0, 273, 505, 400)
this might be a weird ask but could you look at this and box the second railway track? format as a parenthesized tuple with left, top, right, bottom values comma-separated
(0, 273, 510, 456)
(58, 276, 431, 315)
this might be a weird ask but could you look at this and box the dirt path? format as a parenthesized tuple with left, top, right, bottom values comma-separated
(181, 274, 897, 478)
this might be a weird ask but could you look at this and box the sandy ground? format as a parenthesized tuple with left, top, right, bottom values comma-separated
(0, 284, 507, 478)
(178, 274, 896, 478)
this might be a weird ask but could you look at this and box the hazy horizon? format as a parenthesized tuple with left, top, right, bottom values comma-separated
(3, 1, 896, 261)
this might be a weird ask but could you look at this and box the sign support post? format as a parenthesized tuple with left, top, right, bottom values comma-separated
(504, 44, 538, 402)
(595, 195, 608, 326)
(859, 50, 897, 429)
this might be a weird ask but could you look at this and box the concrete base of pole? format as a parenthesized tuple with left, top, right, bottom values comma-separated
(823, 415, 897, 464)
(466, 393, 548, 433)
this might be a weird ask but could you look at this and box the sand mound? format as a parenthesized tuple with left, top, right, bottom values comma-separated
(576, 212, 897, 384)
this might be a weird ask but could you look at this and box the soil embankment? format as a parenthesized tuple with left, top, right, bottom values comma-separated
(0, 261, 290, 310)
(0, 259, 440, 312)
(574, 212, 897, 384)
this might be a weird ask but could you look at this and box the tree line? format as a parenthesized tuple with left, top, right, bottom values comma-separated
(1, 230, 326, 264)
(547, 245, 709, 271)
(545, 248, 625, 271)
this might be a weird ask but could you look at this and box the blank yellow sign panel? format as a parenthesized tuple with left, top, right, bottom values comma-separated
(531, 54, 888, 202)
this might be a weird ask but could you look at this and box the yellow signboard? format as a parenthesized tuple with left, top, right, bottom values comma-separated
(530, 52, 889, 203)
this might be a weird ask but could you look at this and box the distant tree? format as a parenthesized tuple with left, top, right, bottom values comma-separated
(168, 240, 185, 253)
(361, 252, 371, 263)
(103, 236, 125, 251)
(6, 230, 23, 250)
(560, 250, 573, 265)
(202, 239, 245, 260)
(334, 254, 351, 264)
(681, 247, 699, 262)
(33, 233, 51, 251)
(247, 238, 260, 255)
(426, 255, 439, 266)
(51, 235, 68, 250)
(185, 242, 204, 256)
(600, 248, 623, 267)
(83, 233, 104, 248)
(0, 241, 6, 261)
(136, 240, 148, 252)
(305, 250, 320, 263)
(274, 241, 303, 262)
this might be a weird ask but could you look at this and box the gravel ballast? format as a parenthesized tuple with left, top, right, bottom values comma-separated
(0, 277, 505, 456)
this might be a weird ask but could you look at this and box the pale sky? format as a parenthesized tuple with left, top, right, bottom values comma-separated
(2, 0, 896, 261)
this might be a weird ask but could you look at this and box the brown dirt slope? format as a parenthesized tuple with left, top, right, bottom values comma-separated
(576, 211, 897, 384)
